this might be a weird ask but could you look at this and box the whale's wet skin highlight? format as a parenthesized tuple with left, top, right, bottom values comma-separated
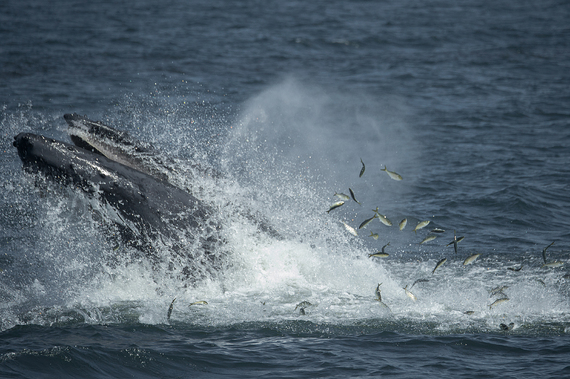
(1, 0, 570, 377)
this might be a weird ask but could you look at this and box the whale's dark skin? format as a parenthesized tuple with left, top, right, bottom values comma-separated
(13, 132, 222, 274)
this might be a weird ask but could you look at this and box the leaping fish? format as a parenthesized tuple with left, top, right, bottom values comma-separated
(446, 231, 464, 253)
(369, 243, 390, 258)
(167, 298, 176, 321)
(399, 218, 407, 231)
(334, 192, 351, 201)
(420, 235, 437, 245)
(369, 232, 379, 240)
(372, 208, 392, 226)
(541, 241, 555, 264)
(410, 278, 429, 289)
(413, 221, 430, 234)
(359, 158, 365, 178)
(463, 253, 481, 266)
(381, 166, 403, 181)
(432, 258, 447, 274)
(375, 283, 383, 301)
(327, 200, 345, 213)
(349, 188, 361, 205)
(489, 298, 509, 309)
(541, 261, 564, 268)
(403, 285, 417, 301)
(359, 214, 377, 229)
(341, 221, 358, 237)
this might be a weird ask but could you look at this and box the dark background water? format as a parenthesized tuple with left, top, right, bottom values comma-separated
(2, 0, 570, 377)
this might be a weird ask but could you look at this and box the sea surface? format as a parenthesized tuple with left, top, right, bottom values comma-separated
(1, 0, 570, 377)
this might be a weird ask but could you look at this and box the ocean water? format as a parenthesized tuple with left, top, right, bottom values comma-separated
(1, 0, 570, 377)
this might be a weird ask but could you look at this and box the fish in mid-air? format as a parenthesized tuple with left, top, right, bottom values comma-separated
(372, 208, 392, 226)
(399, 218, 407, 231)
(349, 188, 361, 205)
(432, 258, 447, 274)
(410, 278, 429, 289)
(541, 261, 564, 268)
(381, 166, 403, 181)
(446, 231, 464, 253)
(463, 253, 481, 266)
(369, 232, 379, 240)
(403, 285, 417, 301)
(359, 214, 377, 229)
(375, 283, 383, 301)
(327, 200, 345, 213)
(420, 235, 437, 245)
(359, 158, 365, 178)
(334, 192, 351, 201)
(541, 241, 555, 264)
(189, 300, 208, 306)
(369, 243, 390, 258)
(413, 221, 430, 233)
(167, 298, 176, 321)
(340, 221, 358, 237)
(489, 298, 509, 309)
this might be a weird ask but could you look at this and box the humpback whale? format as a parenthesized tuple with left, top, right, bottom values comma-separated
(12, 115, 226, 279)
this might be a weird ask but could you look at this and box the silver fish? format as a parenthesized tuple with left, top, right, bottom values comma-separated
(359, 158, 365, 178)
(463, 253, 481, 266)
(430, 228, 445, 233)
(541, 261, 564, 268)
(327, 200, 345, 213)
(403, 285, 417, 301)
(381, 166, 403, 181)
(399, 218, 408, 231)
(359, 214, 377, 229)
(489, 298, 509, 309)
(432, 258, 447, 274)
(381, 242, 390, 253)
(446, 231, 464, 254)
(167, 298, 176, 321)
(410, 278, 429, 289)
(507, 265, 523, 272)
(413, 221, 430, 233)
(372, 208, 392, 226)
(341, 221, 358, 236)
(420, 235, 437, 245)
(369, 252, 389, 258)
(375, 283, 383, 301)
(334, 192, 351, 201)
(349, 188, 361, 205)
(369, 232, 379, 240)
(541, 241, 555, 264)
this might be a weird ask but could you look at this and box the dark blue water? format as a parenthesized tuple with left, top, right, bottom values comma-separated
(2, 0, 570, 377)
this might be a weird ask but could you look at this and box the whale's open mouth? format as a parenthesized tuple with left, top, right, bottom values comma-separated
(12, 114, 227, 281)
